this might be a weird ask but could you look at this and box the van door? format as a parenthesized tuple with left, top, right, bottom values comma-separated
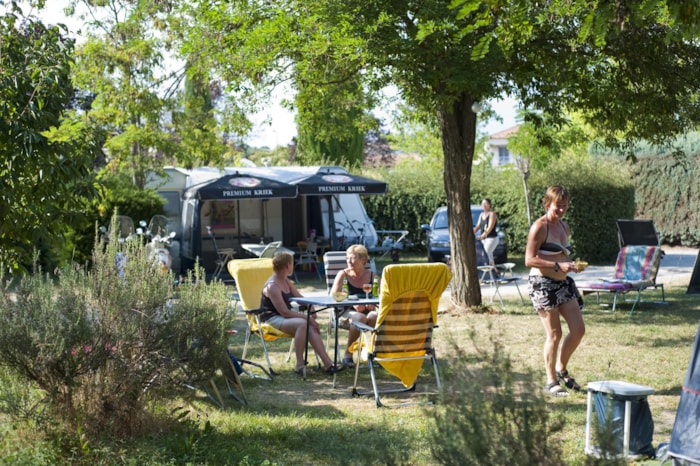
(281, 197, 304, 246)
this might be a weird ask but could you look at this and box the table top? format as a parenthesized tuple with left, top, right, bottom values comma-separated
(291, 295, 379, 308)
(587, 380, 654, 396)
(241, 243, 295, 257)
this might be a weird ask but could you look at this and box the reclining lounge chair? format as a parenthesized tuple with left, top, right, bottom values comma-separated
(578, 245, 665, 315)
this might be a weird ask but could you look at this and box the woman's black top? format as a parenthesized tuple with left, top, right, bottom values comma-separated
(259, 285, 293, 322)
(347, 272, 374, 296)
(477, 214, 498, 238)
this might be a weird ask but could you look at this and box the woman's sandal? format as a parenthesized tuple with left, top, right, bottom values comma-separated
(342, 357, 356, 369)
(293, 362, 309, 376)
(556, 370, 581, 392)
(545, 381, 569, 397)
(324, 363, 345, 374)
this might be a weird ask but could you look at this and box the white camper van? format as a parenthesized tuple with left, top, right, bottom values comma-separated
(146, 166, 387, 275)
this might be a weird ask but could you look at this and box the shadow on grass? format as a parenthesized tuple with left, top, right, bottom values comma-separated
(200, 413, 422, 464)
(178, 366, 439, 464)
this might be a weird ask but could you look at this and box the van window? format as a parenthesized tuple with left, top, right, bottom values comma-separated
(158, 191, 181, 218)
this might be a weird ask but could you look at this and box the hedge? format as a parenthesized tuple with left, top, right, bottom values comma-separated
(363, 157, 636, 264)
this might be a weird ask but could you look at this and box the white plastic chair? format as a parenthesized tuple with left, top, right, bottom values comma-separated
(294, 241, 322, 281)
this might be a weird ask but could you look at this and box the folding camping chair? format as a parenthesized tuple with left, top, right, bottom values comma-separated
(294, 241, 322, 281)
(478, 262, 525, 305)
(324, 251, 349, 292)
(614, 218, 666, 297)
(226, 258, 295, 377)
(578, 245, 666, 315)
(207, 225, 236, 281)
(217, 346, 273, 406)
(322, 251, 351, 350)
(351, 262, 452, 408)
(192, 347, 254, 408)
(212, 328, 274, 407)
(475, 235, 523, 306)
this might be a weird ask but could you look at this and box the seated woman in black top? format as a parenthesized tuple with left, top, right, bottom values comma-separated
(260, 251, 342, 374)
(330, 244, 378, 369)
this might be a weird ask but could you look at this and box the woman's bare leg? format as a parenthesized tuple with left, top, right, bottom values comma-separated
(557, 299, 585, 373)
(344, 312, 367, 359)
(538, 309, 563, 384)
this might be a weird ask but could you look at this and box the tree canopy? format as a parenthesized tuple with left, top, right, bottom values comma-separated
(172, 0, 700, 307)
(9, 1, 700, 307)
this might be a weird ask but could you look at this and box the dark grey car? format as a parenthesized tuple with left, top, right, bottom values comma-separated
(420, 205, 508, 264)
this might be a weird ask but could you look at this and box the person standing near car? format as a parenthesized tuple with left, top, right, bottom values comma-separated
(525, 185, 584, 397)
(473, 198, 499, 268)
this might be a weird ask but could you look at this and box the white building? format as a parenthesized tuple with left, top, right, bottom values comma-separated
(485, 125, 520, 167)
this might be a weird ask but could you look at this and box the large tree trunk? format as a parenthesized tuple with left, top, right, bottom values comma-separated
(437, 93, 482, 308)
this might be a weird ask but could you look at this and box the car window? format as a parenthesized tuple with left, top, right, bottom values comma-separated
(433, 210, 448, 229)
(433, 207, 498, 230)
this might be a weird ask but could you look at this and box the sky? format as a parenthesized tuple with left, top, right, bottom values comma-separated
(24, 1, 519, 148)
(245, 94, 520, 148)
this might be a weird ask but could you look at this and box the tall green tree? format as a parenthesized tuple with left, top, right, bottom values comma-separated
(67, 0, 244, 185)
(0, 6, 96, 272)
(68, 0, 178, 188)
(295, 80, 367, 166)
(171, 68, 231, 168)
(175, 0, 700, 308)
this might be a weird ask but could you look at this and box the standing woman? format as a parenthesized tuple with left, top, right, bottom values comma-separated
(474, 198, 499, 268)
(525, 186, 585, 397)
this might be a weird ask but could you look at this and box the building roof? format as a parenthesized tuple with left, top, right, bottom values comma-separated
(489, 125, 520, 139)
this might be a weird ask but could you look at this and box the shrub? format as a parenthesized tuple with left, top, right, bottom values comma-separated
(429, 327, 630, 466)
(429, 329, 566, 466)
(362, 162, 446, 250)
(632, 153, 700, 246)
(364, 157, 635, 263)
(0, 215, 231, 437)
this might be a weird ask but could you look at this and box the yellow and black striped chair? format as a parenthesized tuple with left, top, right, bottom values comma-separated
(351, 262, 452, 408)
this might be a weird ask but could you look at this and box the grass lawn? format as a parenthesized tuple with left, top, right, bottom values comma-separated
(2, 253, 697, 465)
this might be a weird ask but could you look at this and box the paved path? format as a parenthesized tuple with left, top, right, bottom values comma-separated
(298, 246, 698, 302)
(484, 246, 698, 302)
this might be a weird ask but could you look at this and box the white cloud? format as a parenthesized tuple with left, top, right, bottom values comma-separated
(483, 96, 519, 136)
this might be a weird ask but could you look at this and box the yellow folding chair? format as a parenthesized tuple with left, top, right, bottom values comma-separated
(227, 258, 294, 377)
(351, 262, 452, 407)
